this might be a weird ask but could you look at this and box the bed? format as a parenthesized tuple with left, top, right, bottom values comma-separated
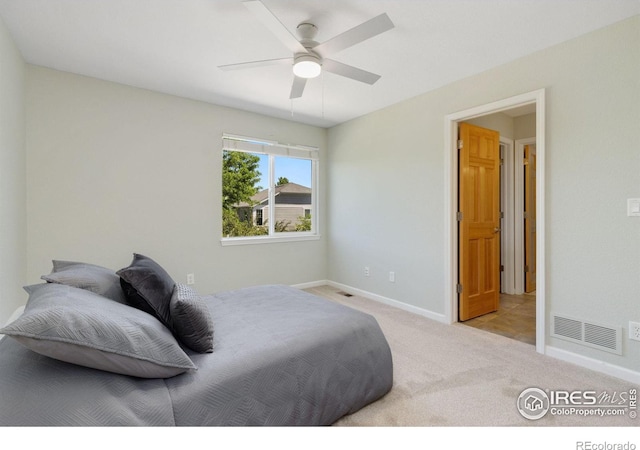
(0, 255, 393, 426)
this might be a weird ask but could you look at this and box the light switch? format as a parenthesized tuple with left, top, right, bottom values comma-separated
(628, 198, 640, 217)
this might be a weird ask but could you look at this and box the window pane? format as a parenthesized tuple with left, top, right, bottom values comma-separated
(221, 135, 318, 241)
(273, 156, 313, 233)
(222, 150, 268, 237)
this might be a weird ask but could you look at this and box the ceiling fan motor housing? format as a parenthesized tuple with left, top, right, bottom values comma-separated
(296, 22, 319, 41)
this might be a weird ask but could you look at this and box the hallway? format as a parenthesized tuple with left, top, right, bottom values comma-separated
(461, 293, 536, 345)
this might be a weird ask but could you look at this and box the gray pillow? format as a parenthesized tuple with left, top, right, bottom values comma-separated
(170, 283, 214, 353)
(0, 283, 196, 378)
(117, 253, 175, 330)
(41, 260, 127, 304)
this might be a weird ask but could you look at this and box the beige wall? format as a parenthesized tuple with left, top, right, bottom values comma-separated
(466, 112, 516, 139)
(514, 113, 536, 140)
(466, 112, 535, 141)
(327, 17, 640, 373)
(25, 67, 328, 295)
(0, 17, 26, 325)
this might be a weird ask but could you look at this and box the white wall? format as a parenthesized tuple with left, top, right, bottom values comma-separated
(0, 16, 26, 326)
(26, 67, 327, 295)
(327, 17, 640, 373)
(466, 112, 516, 139)
(464, 111, 536, 141)
(514, 113, 536, 140)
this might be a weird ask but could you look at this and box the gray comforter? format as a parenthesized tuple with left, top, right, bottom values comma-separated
(0, 285, 392, 426)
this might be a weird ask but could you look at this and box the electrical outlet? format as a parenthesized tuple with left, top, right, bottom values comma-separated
(364, 266, 370, 277)
(630, 322, 640, 341)
(187, 273, 195, 285)
(389, 271, 395, 282)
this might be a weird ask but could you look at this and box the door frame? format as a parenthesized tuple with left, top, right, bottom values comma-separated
(515, 137, 537, 294)
(500, 137, 515, 295)
(444, 89, 546, 354)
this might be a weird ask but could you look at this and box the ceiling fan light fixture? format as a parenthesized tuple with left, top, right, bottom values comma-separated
(293, 54, 321, 78)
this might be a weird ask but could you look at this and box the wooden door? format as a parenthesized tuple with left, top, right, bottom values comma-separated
(524, 144, 537, 293)
(458, 123, 501, 321)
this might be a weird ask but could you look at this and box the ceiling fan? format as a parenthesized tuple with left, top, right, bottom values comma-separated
(218, 0, 395, 99)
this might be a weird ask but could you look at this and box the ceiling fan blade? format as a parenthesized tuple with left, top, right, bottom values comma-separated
(322, 59, 381, 85)
(218, 57, 292, 71)
(289, 76, 307, 99)
(243, 0, 307, 54)
(313, 13, 394, 57)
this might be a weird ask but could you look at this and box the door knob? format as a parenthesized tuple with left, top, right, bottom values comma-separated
(494, 227, 501, 233)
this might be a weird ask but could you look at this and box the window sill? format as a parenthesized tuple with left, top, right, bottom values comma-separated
(220, 233, 321, 247)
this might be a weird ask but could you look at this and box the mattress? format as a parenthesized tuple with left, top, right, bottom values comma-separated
(0, 285, 392, 426)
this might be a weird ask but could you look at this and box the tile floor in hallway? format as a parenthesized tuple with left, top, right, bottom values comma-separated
(461, 293, 536, 345)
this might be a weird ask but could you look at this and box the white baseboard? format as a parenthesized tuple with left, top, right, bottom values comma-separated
(291, 280, 329, 290)
(325, 280, 447, 324)
(545, 345, 640, 385)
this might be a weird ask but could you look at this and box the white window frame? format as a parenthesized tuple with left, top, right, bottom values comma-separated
(221, 133, 320, 246)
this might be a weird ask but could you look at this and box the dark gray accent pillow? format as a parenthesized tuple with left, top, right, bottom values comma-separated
(0, 283, 196, 378)
(41, 260, 127, 304)
(116, 253, 175, 330)
(170, 283, 214, 353)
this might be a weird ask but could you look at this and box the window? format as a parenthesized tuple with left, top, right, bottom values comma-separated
(221, 134, 319, 245)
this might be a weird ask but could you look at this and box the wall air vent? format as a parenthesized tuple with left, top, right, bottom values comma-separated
(553, 316, 582, 341)
(551, 314, 622, 355)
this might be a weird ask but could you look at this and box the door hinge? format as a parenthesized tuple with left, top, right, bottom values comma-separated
(458, 139, 463, 150)
(524, 265, 530, 273)
(500, 211, 504, 219)
(457, 211, 463, 221)
(457, 284, 463, 294)
(524, 211, 529, 219)
(500, 265, 505, 272)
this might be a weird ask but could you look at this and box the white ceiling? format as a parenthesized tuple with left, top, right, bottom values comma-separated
(1, 0, 638, 128)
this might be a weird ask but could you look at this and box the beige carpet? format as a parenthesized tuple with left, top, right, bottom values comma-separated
(304, 285, 638, 427)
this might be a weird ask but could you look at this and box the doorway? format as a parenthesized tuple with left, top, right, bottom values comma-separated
(444, 89, 546, 354)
